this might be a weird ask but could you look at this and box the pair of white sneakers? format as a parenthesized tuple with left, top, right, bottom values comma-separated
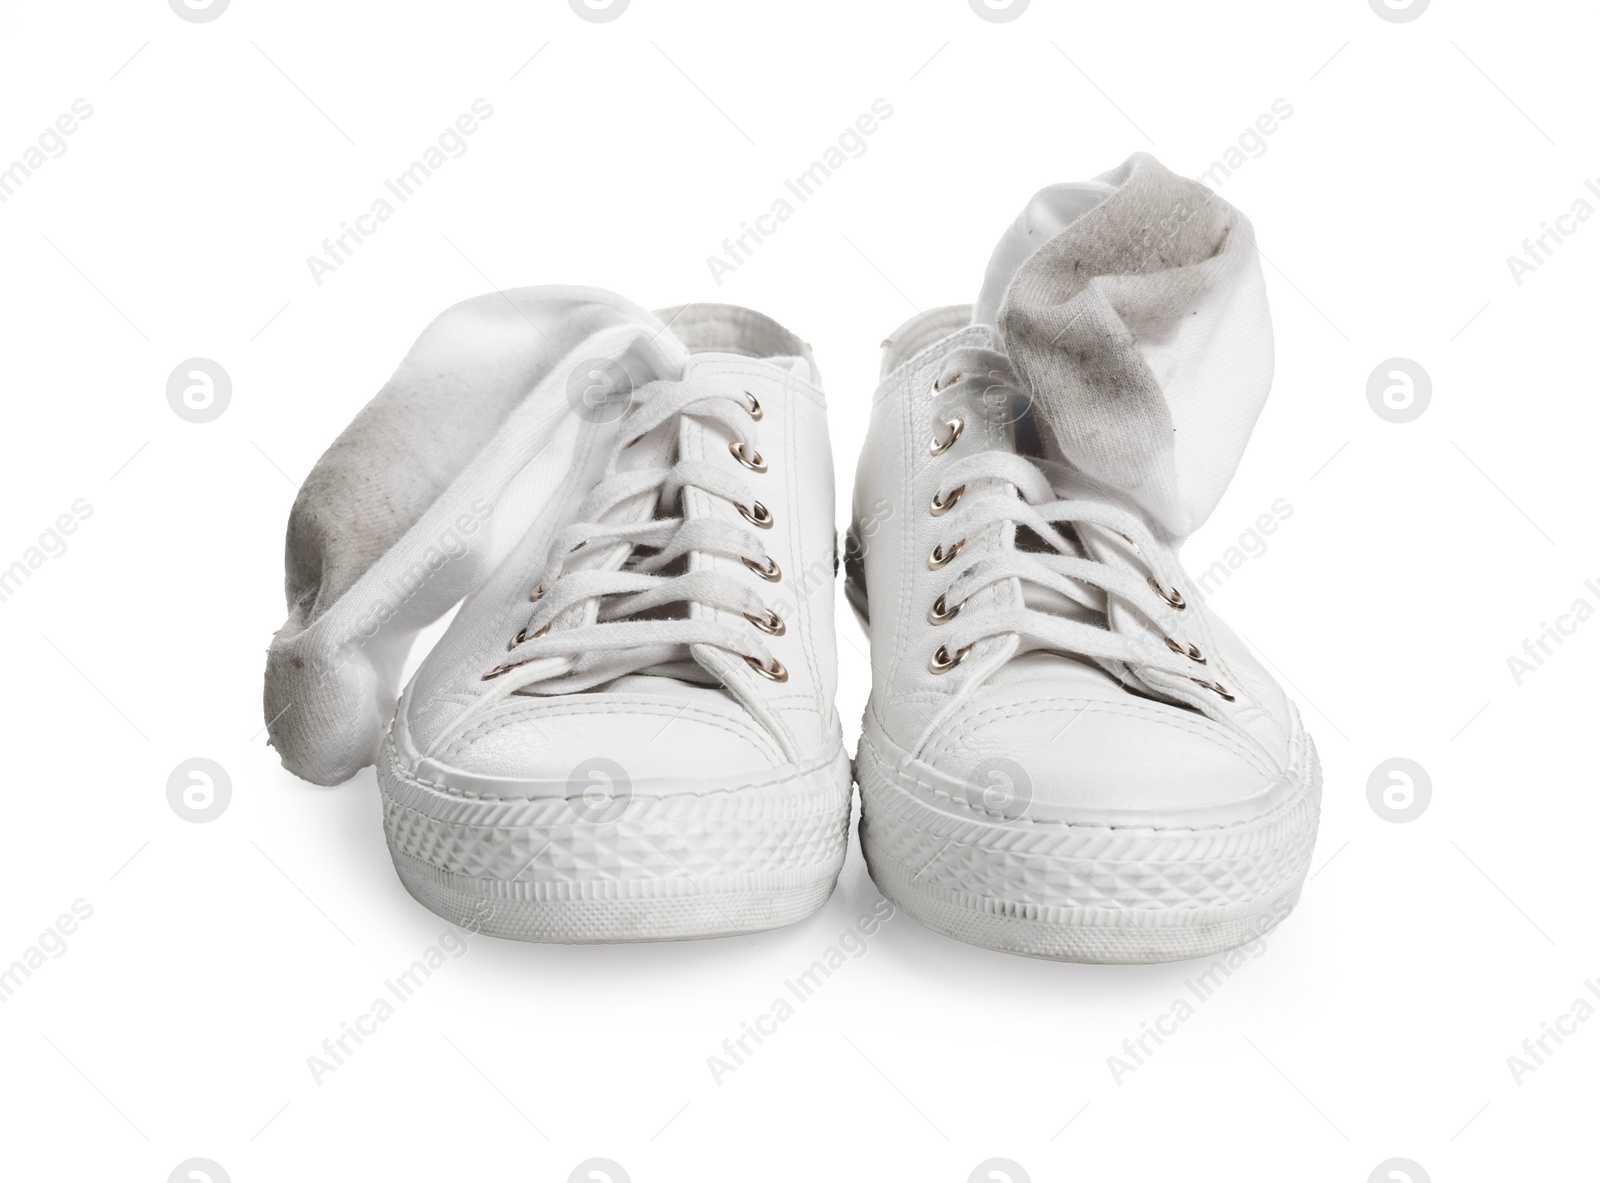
(266, 153, 1321, 963)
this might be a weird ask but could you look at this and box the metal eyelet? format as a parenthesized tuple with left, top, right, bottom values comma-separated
(930, 484, 965, 516)
(1148, 576, 1186, 609)
(1119, 532, 1141, 555)
(481, 659, 533, 681)
(730, 440, 767, 472)
(744, 654, 788, 682)
(623, 433, 647, 450)
(928, 593, 964, 625)
(744, 391, 763, 420)
(744, 608, 785, 636)
(737, 500, 773, 529)
(1192, 677, 1235, 702)
(929, 643, 972, 674)
(929, 417, 964, 456)
(569, 540, 587, 552)
(931, 372, 962, 394)
(528, 583, 544, 603)
(507, 622, 551, 650)
(1164, 637, 1205, 664)
(928, 539, 965, 570)
(743, 554, 782, 582)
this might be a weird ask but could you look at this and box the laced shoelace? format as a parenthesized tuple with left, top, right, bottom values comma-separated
(478, 378, 789, 697)
(920, 345, 1234, 701)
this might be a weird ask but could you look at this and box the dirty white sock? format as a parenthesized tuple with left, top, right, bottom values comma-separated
(988, 152, 1273, 540)
(264, 286, 688, 785)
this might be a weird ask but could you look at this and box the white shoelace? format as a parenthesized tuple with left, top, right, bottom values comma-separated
(923, 345, 1231, 699)
(480, 377, 787, 697)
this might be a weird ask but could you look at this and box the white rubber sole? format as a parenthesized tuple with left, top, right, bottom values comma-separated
(377, 735, 853, 942)
(855, 725, 1322, 963)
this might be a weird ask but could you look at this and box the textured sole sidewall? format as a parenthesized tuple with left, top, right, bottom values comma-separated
(378, 739, 853, 943)
(856, 734, 1323, 964)
(389, 848, 843, 943)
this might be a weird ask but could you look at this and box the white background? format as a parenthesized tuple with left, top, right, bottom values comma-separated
(1, 0, 1596, 1179)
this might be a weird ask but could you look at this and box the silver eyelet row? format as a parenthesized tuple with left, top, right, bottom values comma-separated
(732, 401, 783, 677)
(928, 396, 967, 670)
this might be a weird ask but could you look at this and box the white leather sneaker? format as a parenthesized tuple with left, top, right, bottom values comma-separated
(847, 155, 1321, 963)
(267, 287, 851, 942)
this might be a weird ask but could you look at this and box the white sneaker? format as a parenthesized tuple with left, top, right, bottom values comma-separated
(847, 155, 1322, 963)
(267, 287, 851, 941)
